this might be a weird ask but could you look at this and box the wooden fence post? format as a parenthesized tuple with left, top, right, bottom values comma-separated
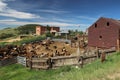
(30, 58, 32, 69)
(101, 52, 106, 63)
(47, 58, 52, 69)
(96, 47, 100, 59)
(117, 39, 120, 52)
(78, 56, 84, 68)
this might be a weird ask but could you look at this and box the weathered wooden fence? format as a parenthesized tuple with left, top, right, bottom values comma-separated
(28, 47, 116, 70)
(28, 54, 98, 70)
(52, 39, 71, 44)
(0, 47, 116, 69)
(0, 57, 17, 66)
(51, 56, 78, 69)
(17, 56, 26, 66)
(29, 58, 51, 70)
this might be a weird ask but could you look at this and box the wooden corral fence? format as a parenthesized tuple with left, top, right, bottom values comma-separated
(29, 58, 51, 70)
(17, 56, 26, 66)
(52, 39, 71, 44)
(28, 55, 97, 70)
(99, 47, 116, 54)
(0, 57, 17, 66)
(28, 47, 116, 70)
(51, 56, 78, 69)
(0, 47, 115, 68)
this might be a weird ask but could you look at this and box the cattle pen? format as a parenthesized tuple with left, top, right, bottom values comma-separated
(26, 47, 116, 70)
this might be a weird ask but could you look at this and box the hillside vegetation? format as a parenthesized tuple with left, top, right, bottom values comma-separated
(16, 24, 40, 34)
(0, 52, 120, 80)
(0, 28, 18, 39)
(0, 24, 40, 40)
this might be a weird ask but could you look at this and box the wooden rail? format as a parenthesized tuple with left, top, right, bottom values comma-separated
(0, 57, 17, 66)
(28, 54, 98, 70)
(29, 58, 50, 70)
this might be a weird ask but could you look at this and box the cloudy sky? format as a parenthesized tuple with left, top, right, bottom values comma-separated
(0, 0, 120, 31)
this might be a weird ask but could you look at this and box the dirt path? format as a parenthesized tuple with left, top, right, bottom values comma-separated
(0, 37, 21, 42)
(7, 38, 21, 42)
(107, 72, 120, 80)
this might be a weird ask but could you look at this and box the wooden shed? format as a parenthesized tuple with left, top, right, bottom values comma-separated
(88, 17, 120, 50)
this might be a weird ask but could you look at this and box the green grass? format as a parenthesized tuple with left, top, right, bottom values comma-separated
(0, 28, 18, 35)
(0, 52, 120, 80)
(12, 35, 46, 45)
(0, 35, 46, 46)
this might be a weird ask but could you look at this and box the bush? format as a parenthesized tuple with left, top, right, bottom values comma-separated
(0, 33, 14, 39)
(12, 35, 46, 45)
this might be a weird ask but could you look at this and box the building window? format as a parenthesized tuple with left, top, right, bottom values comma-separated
(99, 35, 102, 39)
(107, 22, 109, 26)
(95, 23, 97, 28)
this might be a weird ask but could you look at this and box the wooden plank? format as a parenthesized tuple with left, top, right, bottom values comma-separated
(17, 56, 26, 66)
(51, 55, 77, 60)
(32, 58, 49, 60)
(32, 60, 48, 63)
(0, 57, 17, 66)
(0, 61, 1, 66)
(84, 55, 97, 60)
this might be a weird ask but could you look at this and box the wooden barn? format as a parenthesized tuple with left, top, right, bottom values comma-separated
(88, 17, 120, 50)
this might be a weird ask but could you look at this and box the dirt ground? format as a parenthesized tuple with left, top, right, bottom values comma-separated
(0, 37, 21, 42)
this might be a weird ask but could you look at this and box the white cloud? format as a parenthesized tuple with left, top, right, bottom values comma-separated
(77, 16, 97, 20)
(52, 18, 72, 22)
(1, 0, 15, 1)
(0, 19, 16, 22)
(0, 19, 90, 28)
(0, 0, 7, 10)
(40, 22, 78, 27)
(0, 0, 40, 19)
(37, 9, 68, 14)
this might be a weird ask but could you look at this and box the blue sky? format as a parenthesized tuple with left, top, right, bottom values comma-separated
(0, 0, 120, 31)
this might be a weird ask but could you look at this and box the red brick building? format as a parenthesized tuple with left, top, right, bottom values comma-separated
(36, 26, 60, 35)
(88, 17, 120, 49)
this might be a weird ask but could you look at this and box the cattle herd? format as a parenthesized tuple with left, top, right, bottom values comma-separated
(0, 39, 77, 60)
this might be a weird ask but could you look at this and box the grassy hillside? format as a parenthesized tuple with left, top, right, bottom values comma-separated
(16, 24, 40, 34)
(0, 52, 120, 80)
(0, 24, 40, 40)
(0, 28, 18, 40)
(0, 34, 46, 46)
(0, 27, 18, 35)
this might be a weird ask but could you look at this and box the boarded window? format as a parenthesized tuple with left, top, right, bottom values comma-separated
(95, 23, 97, 28)
(99, 35, 102, 39)
(107, 22, 109, 26)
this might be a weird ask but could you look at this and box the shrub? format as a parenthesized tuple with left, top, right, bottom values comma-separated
(0, 33, 14, 39)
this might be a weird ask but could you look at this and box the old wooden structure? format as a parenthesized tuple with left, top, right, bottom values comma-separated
(0, 57, 17, 66)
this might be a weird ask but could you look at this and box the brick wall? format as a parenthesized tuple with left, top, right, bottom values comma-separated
(88, 17, 120, 49)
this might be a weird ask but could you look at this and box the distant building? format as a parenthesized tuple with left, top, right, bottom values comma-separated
(36, 26, 60, 35)
(58, 30, 69, 36)
(88, 17, 120, 49)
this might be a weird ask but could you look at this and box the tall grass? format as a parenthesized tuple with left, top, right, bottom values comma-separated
(0, 52, 120, 80)
(12, 35, 46, 45)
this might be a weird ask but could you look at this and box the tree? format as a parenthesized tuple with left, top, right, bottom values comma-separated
(46, 25, 51, 32)
(46, 25, 53, 37)
(16, 24, 40, 35)
(0, 33, 14, 39)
